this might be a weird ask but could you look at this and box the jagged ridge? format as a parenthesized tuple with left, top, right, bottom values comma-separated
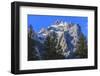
(29, 20, 84, 59)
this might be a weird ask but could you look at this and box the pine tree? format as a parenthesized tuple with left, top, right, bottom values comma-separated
(43, 32, 65, 60)
(28, 25, 38, 60)
(75, 34, 88, 58)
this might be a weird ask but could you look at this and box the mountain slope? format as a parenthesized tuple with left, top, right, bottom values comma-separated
(28, 20, 87, 59)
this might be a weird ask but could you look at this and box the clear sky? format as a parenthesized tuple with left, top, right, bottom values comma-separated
(28, 15, 88, 37)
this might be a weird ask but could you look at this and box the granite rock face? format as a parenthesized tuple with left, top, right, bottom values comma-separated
(29, 20, 84, 59)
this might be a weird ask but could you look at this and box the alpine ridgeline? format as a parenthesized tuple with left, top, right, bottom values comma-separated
(28, 20, 87, 60)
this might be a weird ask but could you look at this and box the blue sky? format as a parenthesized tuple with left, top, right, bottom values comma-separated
(28, 15, 88, 37)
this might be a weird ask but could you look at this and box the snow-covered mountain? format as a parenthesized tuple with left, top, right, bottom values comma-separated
(29, 20, 83, 58)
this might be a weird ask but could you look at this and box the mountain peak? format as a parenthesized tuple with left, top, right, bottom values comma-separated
(49, 20, 81, 32)
(38, 28, 48, 34)
(54, 19, 62, 25)
(33, 20, 83, 58)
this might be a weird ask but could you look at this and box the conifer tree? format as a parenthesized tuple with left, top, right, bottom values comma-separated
(75, 34, 88, 58)
(43, 32, 65, 60)
(28, 25, 38, 60)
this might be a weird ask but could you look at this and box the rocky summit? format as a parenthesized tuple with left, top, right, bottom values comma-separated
(28, 20, 86, 60)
